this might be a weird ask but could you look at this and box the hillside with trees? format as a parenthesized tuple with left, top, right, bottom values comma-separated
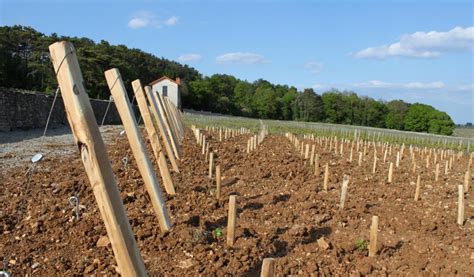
(0, 25, 456, 135)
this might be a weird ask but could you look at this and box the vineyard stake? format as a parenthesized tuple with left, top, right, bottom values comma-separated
(323, 163, 329, 191)
(414, 175, 421, 201)
(144, 86, 179, 172)
(260, 258, 275, 277)
(132, 80, 175, 195)
(106, 68, 172, 231)
(388, 162, 393, 183)
(216, 165, 221, 199)
(209, 151, 214, 179)
(368, 215, 379, 257)
(314, 154, 320, 176)
(457, 185, 464, 225)
(50, 41, 147, 276)
(227, 195, 237, 247)
(435, 163, 440, 181)
(340, 175, 349, 209)
(155, 93, 181, 160)
(464, 170, 470, 192)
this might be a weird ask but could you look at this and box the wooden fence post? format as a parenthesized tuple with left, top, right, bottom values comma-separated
(368, 215, 379, 257)
(227, 195, 237, 247)
(144, 86, 180, 172)
(105, 68, 172, 232)
(49, 41, 147, 276)
(132, 80, 175, 195)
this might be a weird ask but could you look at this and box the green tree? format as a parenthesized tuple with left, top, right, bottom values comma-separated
(386, 100, 409, 130)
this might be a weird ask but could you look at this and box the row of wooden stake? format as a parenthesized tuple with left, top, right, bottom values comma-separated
(50, 41, 188, 276)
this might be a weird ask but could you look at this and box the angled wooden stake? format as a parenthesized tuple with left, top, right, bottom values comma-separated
(155, 93, 180, 159)
(132, 79, 175, 195)
(50, 41, 147, 276)
(144, 86, 179, 172)
(162, 96, 181, 142)
(105, 68, 172, 232)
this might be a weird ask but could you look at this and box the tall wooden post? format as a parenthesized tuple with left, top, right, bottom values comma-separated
(105, 68, 172, 232)
(368, 215, 379, 257)
(216, 165, 221, 199)
(458, 185, 464, 225)
(227, 195, 237, 247)
(144, 86, 179, 172)
(49, 41, 147, 276)
(131, 79, 175, 195)
(155, 93, 180, 159)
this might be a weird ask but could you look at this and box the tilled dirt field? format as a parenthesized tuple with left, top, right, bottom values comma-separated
(1, 127, 473, 275)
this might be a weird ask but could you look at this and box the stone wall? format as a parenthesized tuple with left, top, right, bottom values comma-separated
(0, 88, 123, 131)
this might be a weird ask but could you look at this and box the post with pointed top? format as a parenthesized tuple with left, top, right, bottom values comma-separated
(49, 41, 147, 276)
(105, 68, 172, 232)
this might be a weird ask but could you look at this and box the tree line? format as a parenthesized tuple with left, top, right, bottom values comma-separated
(0, 25, 456, 135)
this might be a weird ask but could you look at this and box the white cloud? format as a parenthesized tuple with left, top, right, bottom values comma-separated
(354, 80, 445, 89)
(456, 84, 474, 91)
(177, 53, 202, 62)
(354, 26, 474, 59)
(128, 11, 179, 29)
(164, 16, 179, 26)
(216, 52, 266, 64)
(304, 61, 323, 74)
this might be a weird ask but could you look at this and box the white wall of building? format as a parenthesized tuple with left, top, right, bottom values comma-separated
(151, 79, 180, 108)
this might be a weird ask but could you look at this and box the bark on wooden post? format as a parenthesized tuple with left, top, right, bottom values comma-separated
(216, 165, 221, 199)
(132, 79, 175, 195)
(144, 86, 180, 173)
(458, 185, 464, 225)
(227, 195, 237, 247)
(260, 258, 275, 277)
(368, 215, 379, 257)
(105, 68, 172, 232)
(49, 41, 147, 277)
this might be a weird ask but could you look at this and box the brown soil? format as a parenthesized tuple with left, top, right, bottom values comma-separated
(1, 129, 473, 275)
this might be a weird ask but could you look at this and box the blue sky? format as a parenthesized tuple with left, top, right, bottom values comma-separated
(1, 0, 473, 123)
